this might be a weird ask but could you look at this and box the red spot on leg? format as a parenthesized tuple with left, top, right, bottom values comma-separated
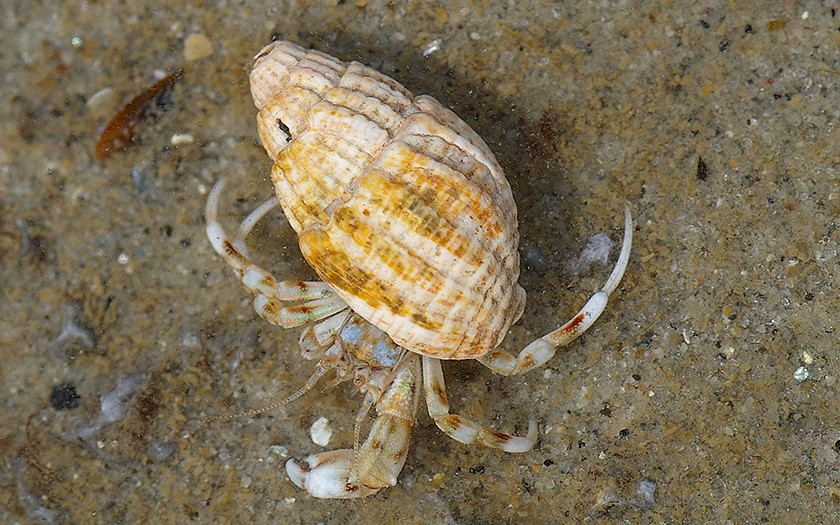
(561, 313, 586, 335)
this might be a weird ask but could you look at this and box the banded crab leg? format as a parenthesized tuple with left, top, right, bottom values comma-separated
(286, 354, 421, 498)
(479, 206, 633, 376)
(423, 356, 537, 452)
(205, 179, 348, 328)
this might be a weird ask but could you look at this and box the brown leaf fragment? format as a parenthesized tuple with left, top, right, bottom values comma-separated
(95, 68, 184, 160)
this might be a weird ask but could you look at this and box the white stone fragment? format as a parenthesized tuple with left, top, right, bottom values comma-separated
(568, 232, 614, 274)
(184, 33, 213, 61)
(423, 38, 442, 56)
(170, 133, 195, 146)
(309, 417, 333, 447)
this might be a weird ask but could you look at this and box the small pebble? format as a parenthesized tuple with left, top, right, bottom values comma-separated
(184, 33, 213, 61)
(794, 366, 809, 382)
(567, 232, 613, 275)
(423, 38, 442, 57)
(635, 480, 656, 507)
(86, 87, 118, 119)
(147, 441, 178, 462)
(50, 383, 81, 410)
(310, 417, 333, 446)
(170, 133, 195, 146)
(268, 445, 289, 458)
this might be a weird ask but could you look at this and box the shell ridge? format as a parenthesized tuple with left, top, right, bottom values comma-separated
(331, 174, 460, 312)
(339, 73, 414, 116)
(301, 50, 346, 75)
(287, 68, 338, 97)
(395, 109, 515, 226)
(303, 219, 444, 338)
(344, 163, 509, 356)
(270, 165, 304, 231)
(335, 125, 520, 357)
(345, 62, 414, 101)
(352, 167, 490, 308)
(399, 132, 502, 212)
(275, 141, 336, 225)
(378, 141, 511, 282)
(295, 60, 343, 87)
(393, 133, 514, 266)
(323, 87, 404, 137)
(392, 129, 519, 286)
(305, 171, 491, 356)
(308, 100, 390, 155)
(413, 96, 517, 217)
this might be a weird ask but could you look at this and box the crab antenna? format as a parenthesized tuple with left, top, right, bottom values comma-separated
(204, 365, 327, 423)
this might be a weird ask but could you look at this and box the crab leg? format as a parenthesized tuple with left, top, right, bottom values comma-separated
(205, 179, 347, 326)
(286, 354, 421, 498)
(298, 310, 350, 359)
(478, 206, 633, 376)
(230, 195, 279, 258)
(252, 294, 348, 328)
(423, 357, 536, 452)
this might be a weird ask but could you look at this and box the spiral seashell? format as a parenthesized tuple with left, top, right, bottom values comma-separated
(250, 41, 525, 360)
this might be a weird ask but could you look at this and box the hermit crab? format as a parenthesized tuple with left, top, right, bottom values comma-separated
(205, 41, 632, 498)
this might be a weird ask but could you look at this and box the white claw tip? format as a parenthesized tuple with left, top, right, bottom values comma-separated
(205, 221, 227, 257)
(284, 451, 378, 498)
(527, 419, 538, 442)
(601, 205, 633, 297)
(285, 458, 308, 490)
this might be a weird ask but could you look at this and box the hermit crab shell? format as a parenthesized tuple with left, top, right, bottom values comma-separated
(249, 41, 525, 360)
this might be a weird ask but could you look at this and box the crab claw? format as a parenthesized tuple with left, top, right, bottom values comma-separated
(286, 355, 421, 498)
(286, 450, 379, 499)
